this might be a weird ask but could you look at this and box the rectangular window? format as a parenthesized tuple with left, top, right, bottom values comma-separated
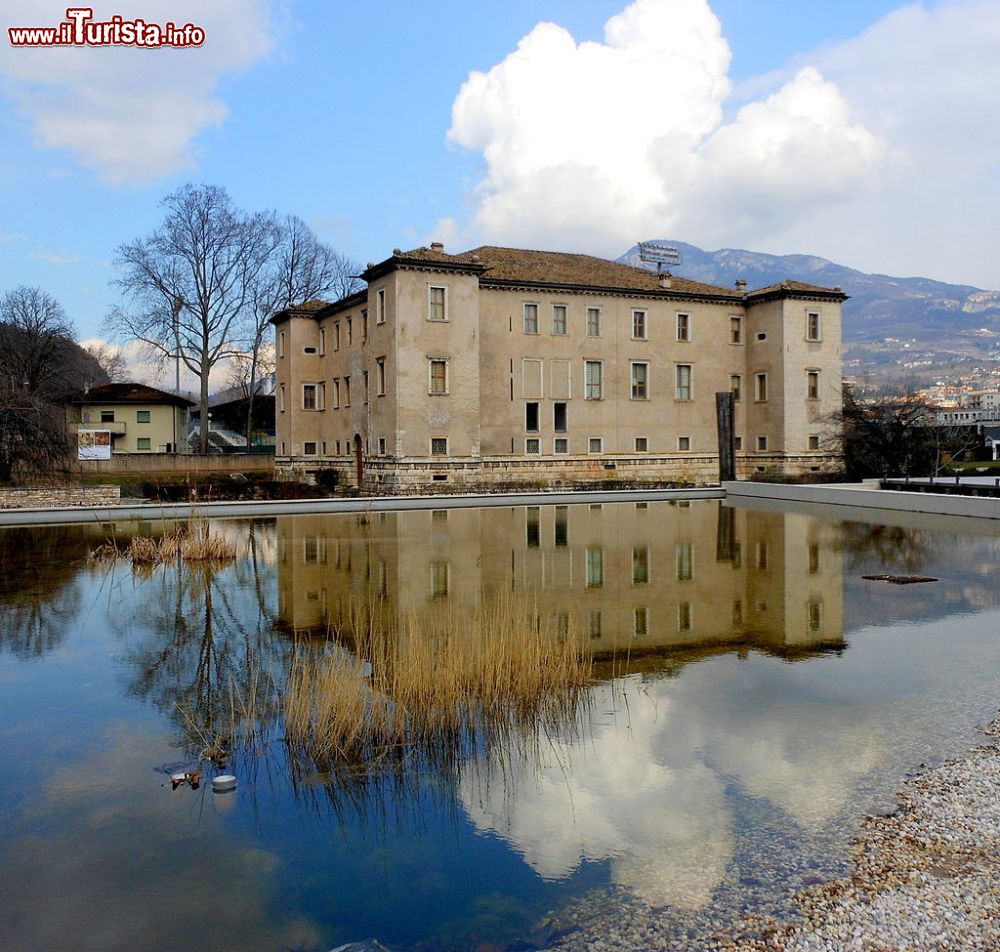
(554, 437, 569, 454)
(319, 327, 326, 355)
(553, 402, 567, 433)
(807, 370, 820, 400)
(318, 382, 326, 410)
(588, 437, 603, 454)
(729, 316, 742, 344)
(347, 317, 353, 345)
(279, 385, 286, 412)
(585, 547, 604, 588)
(632, 309, 647, 340)
(376, 287, 386, 324)
(303, 441, 317, 456)
(362, 309, 368, 341)
(808, 434, 820, 450)
(335, 440, 341, 455)
(734, 436, 743, 451)
(333, 322, 340, 351)
(730, 374, 742, 402)
(136, 410, 150, 423)
(526, 507, 540, 547)
(632, 546, 649, 584)
(675, 364, 692, 400)
(678, 602, 692, 633)
(809, 543, 820, 575)
(555, 506, 568, 546)
(676, 312, 690, 341)
(136, 437, 151, 451)
(678, 436, 691, 451)
(634, 607, 648, 637)
(755, 373, 768, 402)
(344, 376, 351, 406)
(757, 435, 768, 451)
(332, 379, 340, 408)
(588, 611, 602, 639)
(525, 402, 539, 432)
(630, 362, 649, 400)
(806, 311, 821, 341)
(428, 285, 447, 322)
(376, 357, 386, 395)
(100, 410, 115, 423)
(430, 561, 450, 599)
(585, 360, 603, 400)
(676, 543, 692, 581)
(429, 359, 448, 395)
(525, 437, 541, 455)
(378, 437, 386, 455)
(431, 437, 448, 456)
(586, 307, 601, 337)
(302, 384, 317, 410)
(278, 330, 285, 358)
(523, 303, 538, 334)
(362, 372, 369, 404)
(808, 599, 823, 632)
(552, 305, 567, 335)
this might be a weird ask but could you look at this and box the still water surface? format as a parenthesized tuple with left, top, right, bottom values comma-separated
(0, 501, 998, 950)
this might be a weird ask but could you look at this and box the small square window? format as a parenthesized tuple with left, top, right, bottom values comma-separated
(136, 410, 150, 423)
(676, 312, 690, 342)
(303, 441, 317, 456)
(635, 437, 648, 452)
(632, 309, 647, 340)
(756, 332, 767, 342)
(136, 437, 151, 451)
(808, 435, 820, 450)
(554, 437, 569, 454)
(525, 438, 541, 454)
(431, 437, 448, 456)
(588, 437, 603, 454)
(757, 435, 768, 452)
(678, 436, 691, 451)
(100, 410, 115, 423)
(523, 303, 538, 334)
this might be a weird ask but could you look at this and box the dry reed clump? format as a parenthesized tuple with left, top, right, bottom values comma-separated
(283, 590, 593, 769)
(91, 520, 237, 566)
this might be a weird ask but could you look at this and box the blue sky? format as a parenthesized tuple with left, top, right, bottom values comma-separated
(1, 0, 998, 342)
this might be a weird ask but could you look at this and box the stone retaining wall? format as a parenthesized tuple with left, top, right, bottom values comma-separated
(71, 454, 274, 476)
(0, 485, 122, 509)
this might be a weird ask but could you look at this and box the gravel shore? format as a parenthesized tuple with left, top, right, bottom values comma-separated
(720, 712, 1000, 951)
(543, 712, 1000, 951)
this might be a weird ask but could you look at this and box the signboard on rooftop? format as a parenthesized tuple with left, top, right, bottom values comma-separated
(637, 242, 681, 267)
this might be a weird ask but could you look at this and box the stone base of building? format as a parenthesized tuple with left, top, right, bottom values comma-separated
(0, 484, 122, 509)
(275, 453, 843, 493)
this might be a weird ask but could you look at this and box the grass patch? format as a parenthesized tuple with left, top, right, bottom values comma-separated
(91, 519, 237, 566)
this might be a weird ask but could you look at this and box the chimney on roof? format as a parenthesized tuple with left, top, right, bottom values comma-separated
(658, 273, 672, 289)
(430, 241, 444, 252)
(392, 248, 402, 256)
(735, 278, 747, 291)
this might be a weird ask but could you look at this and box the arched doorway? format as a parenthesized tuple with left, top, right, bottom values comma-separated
(353, 433, 363, 487)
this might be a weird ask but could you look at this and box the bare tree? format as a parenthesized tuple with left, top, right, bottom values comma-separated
(0, 287, 104, 482)
(237, 215, 362, 449)
(107, 184, 282, 453)
(82, 341, 127, 383)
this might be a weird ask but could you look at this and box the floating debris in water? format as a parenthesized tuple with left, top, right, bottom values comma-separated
(861, 574, 938, 585)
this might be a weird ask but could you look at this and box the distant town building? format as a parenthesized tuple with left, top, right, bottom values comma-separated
(65, 382, 193, 456)
(272, 244, 846, 489)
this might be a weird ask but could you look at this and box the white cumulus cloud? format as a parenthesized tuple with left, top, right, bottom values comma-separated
(445, 0, 884, 257)
(0, 1, 278, 184)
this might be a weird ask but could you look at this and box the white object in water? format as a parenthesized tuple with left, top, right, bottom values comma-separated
(171, 773, 187, 784)
(212, 774, 237, 793)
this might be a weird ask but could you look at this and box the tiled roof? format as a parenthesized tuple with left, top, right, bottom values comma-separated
(745, 279, 847, 300)
(69, 382, 195, 407)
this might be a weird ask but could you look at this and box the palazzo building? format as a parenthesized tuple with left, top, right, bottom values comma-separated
(272, 244, 845, 489)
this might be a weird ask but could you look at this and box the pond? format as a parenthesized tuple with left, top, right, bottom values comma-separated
(0, 500, 998, 951)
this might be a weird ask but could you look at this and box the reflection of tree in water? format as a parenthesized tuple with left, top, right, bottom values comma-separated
(0, 526, 88, 658)
(834, 521, 933, 574)
(111, 522, 291, 756)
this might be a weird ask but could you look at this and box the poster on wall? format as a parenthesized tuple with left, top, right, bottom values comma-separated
(78, 429, 112, 461)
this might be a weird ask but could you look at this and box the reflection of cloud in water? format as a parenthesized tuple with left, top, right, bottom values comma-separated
(0, 724, 319, 952)
(461, 676, 735, 910)
(461, 660, 887, 909)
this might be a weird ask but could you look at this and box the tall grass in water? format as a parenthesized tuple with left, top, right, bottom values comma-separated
(91, 519, 237, 566)
(284, 590, 593, 772)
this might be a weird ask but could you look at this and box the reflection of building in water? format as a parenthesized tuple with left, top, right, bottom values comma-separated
(276, 502, 843, 658)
